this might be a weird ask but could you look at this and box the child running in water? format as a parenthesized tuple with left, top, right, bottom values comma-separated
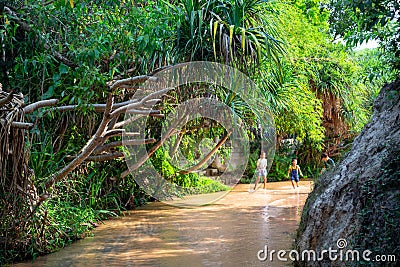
(254, 152, 268, 190)
(287, 158, 303, 189)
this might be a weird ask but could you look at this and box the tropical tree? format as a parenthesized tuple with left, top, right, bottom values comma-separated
(175, 0, 284, 73)
(172, 0, 286, 175)
(328, 0, 400, 70)
(1, 1, 180, 263)
(256, 0, 385, 174)
(1, 0, 393, 262)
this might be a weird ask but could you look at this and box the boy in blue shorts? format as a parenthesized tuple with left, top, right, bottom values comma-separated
(287, 158, 303, 189)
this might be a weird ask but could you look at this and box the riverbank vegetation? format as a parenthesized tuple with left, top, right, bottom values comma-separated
(0, 0, 398, 263)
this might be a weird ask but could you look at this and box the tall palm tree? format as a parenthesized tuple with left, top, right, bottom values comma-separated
(211, 0, 283, 70)
(175, 0, 284, 72)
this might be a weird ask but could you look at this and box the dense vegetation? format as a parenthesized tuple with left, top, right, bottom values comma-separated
(0, 0, 398, 263)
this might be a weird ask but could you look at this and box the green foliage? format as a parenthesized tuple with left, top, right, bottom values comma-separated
(150, 141, 230, 194)
(175, 174, 230, 194)
(175, 0, 284, 70)
(341, 48, 398, 132)
(189, 176, 230, 193)
(266, 153, 291, 181)
(353, 48, 398, 90)
(328, 0, 400, 70)
(269, 0, 387, 136)
(293, 0, 330, 27)
(2, 0, 397, 263)
(241, 148, 259, 183)
(273, 82, 324, 145)
(258, 1, 328, 144)
(28, 129, 65, 183)
(151, 147, 177, 179)
(2, 0, 177, 97)
(256, 0, 388, 178)
(18, 177, 122, 261)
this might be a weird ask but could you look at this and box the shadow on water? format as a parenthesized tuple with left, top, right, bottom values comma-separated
(14, 181, 313, 267)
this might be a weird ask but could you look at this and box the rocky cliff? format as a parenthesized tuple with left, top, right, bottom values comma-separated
(295, 78, 400, 266)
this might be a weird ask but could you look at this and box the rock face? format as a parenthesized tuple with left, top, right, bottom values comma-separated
(295, 78, 400, 266)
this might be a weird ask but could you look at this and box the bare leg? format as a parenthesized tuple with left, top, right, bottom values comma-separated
(296, 181, 299, 187)
(263, 177, 267, 189)
(291, 180, 295, 189)
(254, 176, 260, 190)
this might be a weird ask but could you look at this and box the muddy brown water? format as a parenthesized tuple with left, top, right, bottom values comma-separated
(15, 181, 313, 267)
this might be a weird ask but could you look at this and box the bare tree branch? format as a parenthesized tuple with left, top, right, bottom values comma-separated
(23, 99, 58, 114)
(85, 152, 125, 161)
(44, 93, 114, 190)
(110, 87, 171, 117)
(109, 75, 157, 90)
(103, 129, 140, 139)
(52, 50, 77, 68)
(19, 70, 173, 193)
(109, 102, 143, 117)
(179, 132, 231, 174)
(50, 86, 169, 115)
(150, 114, 165, 118)
(114, 116, 139, 129)
(118, 85, 140, 90)
(124, 114, 186, 172)
(107, 116, 119, 130)
(122, 132, 141, 137)
(141, 87, 172, 103)
(125, 109, 161, 115)
(0, 91, 14, 107)
(170, 132, 184, 156)
(93, 138, 156, 154)
(111, 67, 137, 80)
(52, 99, 138, 113)
(103, 129, 125, 138)
(143, 99, 161, 106)
(11, 122, 34, 129)
(120, 169, 131, 179)
(65, 152, 125, 162)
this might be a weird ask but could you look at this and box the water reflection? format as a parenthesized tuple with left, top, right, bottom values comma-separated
(15, 181, 313, 267)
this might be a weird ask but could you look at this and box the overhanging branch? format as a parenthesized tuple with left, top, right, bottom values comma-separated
(44, 93, 115, 190)
(179, 132, 231, 174)
(11, 122, 34, 129)
(0, 91, 14, 107)
(23, 99, 58, 114)
(93, 138, 156, 154)
(68, 151, 125, 162)
(109, 75, 157, 90)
